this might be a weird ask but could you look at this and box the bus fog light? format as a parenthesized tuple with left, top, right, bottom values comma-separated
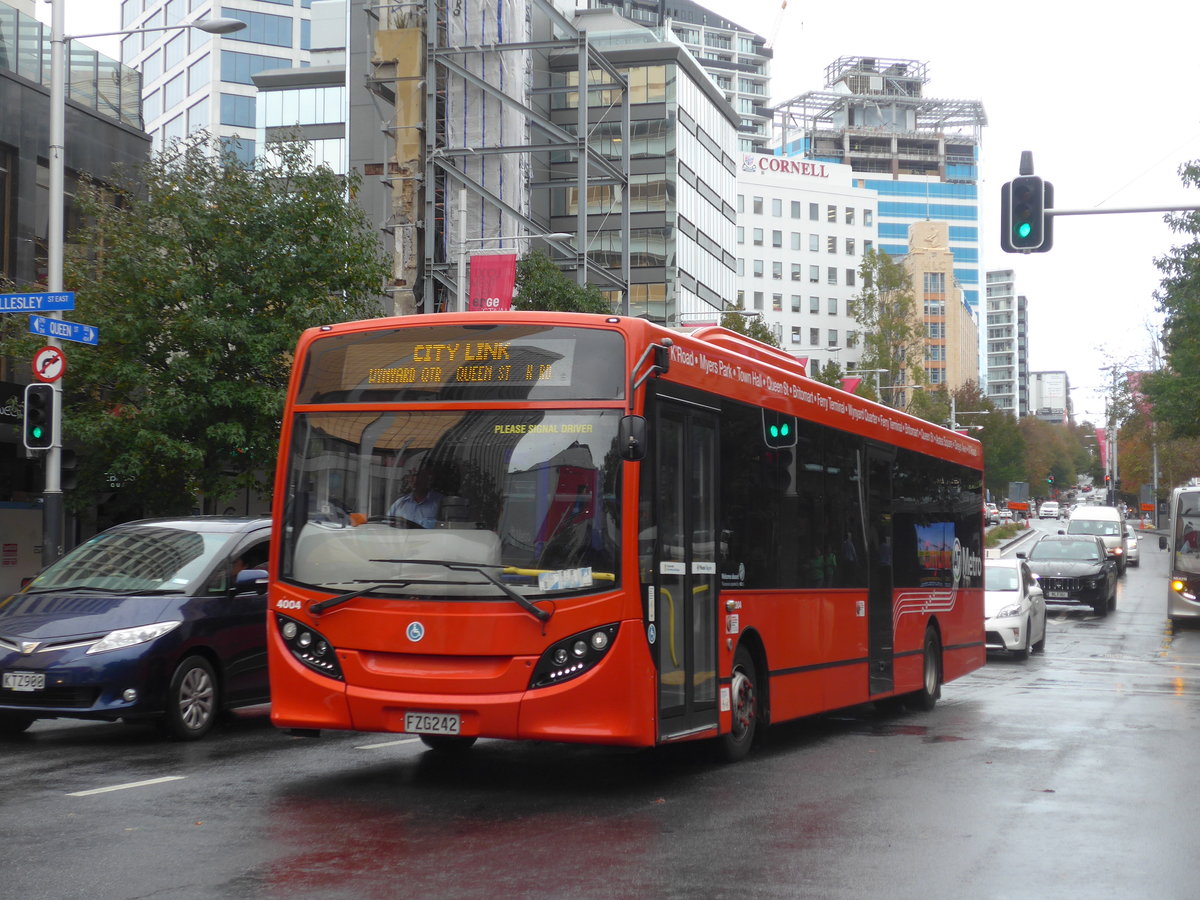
(530, 624, 619, 689)
(553, 648, 569, 665)
(298, 632, 312, 648)
(122, 689, 138, 702)
(572, 640, 588, 658)
(275, 614, 344, 680)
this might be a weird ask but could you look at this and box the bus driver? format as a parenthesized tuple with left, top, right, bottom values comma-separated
(388, 466, 443, 528)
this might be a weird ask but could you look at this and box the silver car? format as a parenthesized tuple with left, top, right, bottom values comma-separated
(1124, 526, 1140, 567)
(984, 557, 1048, 658)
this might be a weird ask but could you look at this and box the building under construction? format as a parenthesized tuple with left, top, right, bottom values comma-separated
(774, 56, 988, 312)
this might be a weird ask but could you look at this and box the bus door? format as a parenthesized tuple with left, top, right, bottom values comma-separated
(652, 401, 720, 741)
(865, 446, 895, 695)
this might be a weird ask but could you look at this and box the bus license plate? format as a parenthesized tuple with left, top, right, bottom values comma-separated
(1048, 591, 1069, 599)
(3, 671, 45, 692)
(404, 712, 460, 735)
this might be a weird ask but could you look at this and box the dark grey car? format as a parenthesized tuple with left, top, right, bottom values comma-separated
(1022, 534, 1118, 617)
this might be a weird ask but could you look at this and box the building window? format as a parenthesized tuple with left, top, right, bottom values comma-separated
(791, 232, 801, 251)
(791, 326, 802, 344)
(809, 296, 819, 314)
(864, 240, 874, 253)
(753, 196, 763, 215)
(163, 73, 185, 113)
(847, 331, 859, 348)
(772, 261, 782, 280)
(736, 258, 744, 276)
(864, 210, 873, 226)
(827, 205, 837, 223)
(772, 198, 782, 217)
(753, 259, 764, 278)
(809, 265, 819, 283)
(924, 272, 946, 293)
(753, 291, 764, 309)
(187, 98, 208, 134)
(221, 50, 287, 85)
(845, 238, 856, 256)
(827, 235, 836, 254)
(220, 92, 256, 127)
(809, 234, 819, 252)
(753, 227, 763, 246)
(924, 299, 946, 316)
(772, 230, 782, 248)
(828, 330, 839, 347)
(791, 263, 802, 281)
(737, 194, 744, 213)
(827, 297, 838, 315)
(790, 201, 801, 218)
(222, 7, 294, 48)
(845, 269, 856, 287)
(791, 295, 801, 312)
(737, 226, 744, 244)
(164, 32, 186, 70)
(827, 267, 837, 285)
(772, 293, 783, 311)
(809, 328, 819, 345)
(809, 202, 818, 221)
(188, 55, 210, 94)
(845, 207, 855, 225)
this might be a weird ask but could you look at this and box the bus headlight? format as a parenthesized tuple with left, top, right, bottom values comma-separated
(1171, 579, 1196, 601)
(276, 614, 343, 680)
(530, 624, 619, 689)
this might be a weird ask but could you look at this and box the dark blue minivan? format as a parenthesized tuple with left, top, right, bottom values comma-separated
(0, 517, 271, 740)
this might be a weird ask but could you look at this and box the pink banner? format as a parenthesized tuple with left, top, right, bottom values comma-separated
(468, 253, 517, 312)
(795, 356, 809, 376)
(1127, 371, 1152, 417)
(1095, 426, 1108, 469)
(841, 376, 862, 393)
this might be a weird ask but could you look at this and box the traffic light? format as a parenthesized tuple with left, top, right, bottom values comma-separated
(60, 448, 77, 491)
(23, 383, 54, 450)
(1006, 175, 1046, 251)
(763, 409, 797, 448)
(1047, 473, 1054, 485)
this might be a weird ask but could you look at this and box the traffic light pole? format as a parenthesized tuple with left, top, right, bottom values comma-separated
(43, 0, 66, 566)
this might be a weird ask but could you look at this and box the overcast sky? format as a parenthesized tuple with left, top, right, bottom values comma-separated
(51, 0, 1200, 423)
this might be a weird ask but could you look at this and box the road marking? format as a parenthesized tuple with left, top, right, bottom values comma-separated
(67, 776, 187, 797)
(355, 737, 420, 750)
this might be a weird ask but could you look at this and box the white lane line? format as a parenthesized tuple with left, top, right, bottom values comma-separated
(355, 737, 420, 750)
(67, 776, 187, 797)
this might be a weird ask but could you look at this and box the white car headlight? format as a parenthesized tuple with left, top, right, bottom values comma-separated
(86, 621, 182, 655)
(996, 601, 1023, 618)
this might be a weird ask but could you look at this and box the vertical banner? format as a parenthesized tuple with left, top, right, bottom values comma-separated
(840, 376, 862, 394)
(468, 253, 518, 312)
(1094, 426, 1108, 469)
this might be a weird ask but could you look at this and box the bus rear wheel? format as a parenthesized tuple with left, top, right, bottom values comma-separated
(906, 628, 942, 711)
(717, 645, 758, 763)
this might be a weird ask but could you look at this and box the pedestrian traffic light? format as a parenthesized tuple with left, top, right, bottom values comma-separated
(23, 383, 54, 450)
(763, 409, 797, 448)
(60, 448, 77, 490)
(1006, 175, 1045, 251)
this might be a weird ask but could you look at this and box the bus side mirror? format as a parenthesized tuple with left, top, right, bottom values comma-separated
(653, 344, 671, 376)
(618, 415, 647, 461)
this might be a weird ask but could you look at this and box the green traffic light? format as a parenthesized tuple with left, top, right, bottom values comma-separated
(779, 422, 790, 437)
(769, 424, 779, 438)
(31, 426, 43, 439)
(1017, 222, 1032, 239)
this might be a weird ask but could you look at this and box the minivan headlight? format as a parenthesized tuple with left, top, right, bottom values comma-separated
(87, 621, 181, 654)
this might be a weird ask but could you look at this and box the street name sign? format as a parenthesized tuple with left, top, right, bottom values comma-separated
(29, 314, 98, 346)
(0, 292, 74, 313)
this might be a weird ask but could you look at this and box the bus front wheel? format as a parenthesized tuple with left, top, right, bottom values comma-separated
(717, 645, 758, 763)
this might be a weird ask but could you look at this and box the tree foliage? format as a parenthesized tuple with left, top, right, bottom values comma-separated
(54, 135, 388, 516)
(1143, 160, 1200, 437)
(851, 249, 924, 408)
(720, 301, 781, 348)
(512, 250, 612, 313)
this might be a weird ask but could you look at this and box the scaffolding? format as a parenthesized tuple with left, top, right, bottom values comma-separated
(363, 0, 630, 315)
(773, 56, 986, 182)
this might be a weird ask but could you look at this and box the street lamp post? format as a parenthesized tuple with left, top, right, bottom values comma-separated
(42, 3, 245, 564)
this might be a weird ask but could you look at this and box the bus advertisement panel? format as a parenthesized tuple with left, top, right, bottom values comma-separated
(267, 312, 984, 760)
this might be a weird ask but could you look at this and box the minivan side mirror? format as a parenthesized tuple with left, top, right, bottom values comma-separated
(234, 568, 268, 595)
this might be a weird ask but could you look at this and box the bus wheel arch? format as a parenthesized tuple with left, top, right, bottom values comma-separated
(717, 632, 768, 762)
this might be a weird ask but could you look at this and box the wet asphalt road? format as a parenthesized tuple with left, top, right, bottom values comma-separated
(4, 522, 1199, 899)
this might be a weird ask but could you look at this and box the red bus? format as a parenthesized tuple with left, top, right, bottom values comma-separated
(267, 312, 984, 760)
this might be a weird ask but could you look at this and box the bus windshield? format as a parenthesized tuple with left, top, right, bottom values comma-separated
(279, 408, 622, 599)
(1174, 493, 1200, 575)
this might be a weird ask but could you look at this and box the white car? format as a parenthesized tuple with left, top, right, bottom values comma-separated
(1040, 501, 1060, 519)
(984, 557, 1047, 659)
(1124, 526, 1140, 567)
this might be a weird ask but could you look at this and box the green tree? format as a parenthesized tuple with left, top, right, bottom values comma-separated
(719, 301, 781, 348)
(1143, 159, 1200, 437)
(55, 135, 388, 516)
(852, 249, 924, 409)
(512, 250, 612, 313)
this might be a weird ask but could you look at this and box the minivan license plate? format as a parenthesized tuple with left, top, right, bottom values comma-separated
(3, 671, 45, 692)
(404, 712, 460, 735)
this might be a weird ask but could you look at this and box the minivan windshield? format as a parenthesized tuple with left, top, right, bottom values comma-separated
(26, 527, 235, 593)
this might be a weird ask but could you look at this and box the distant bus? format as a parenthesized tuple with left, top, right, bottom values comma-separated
(1160, 485, 1200, 624)
(266, 312, 985, 760)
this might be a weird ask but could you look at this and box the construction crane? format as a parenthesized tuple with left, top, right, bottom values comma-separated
(764, 0, 789, 50)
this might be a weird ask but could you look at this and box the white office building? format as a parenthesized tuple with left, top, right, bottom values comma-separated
(119, 0, 313, 164)
(735, 155, 877, 375)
